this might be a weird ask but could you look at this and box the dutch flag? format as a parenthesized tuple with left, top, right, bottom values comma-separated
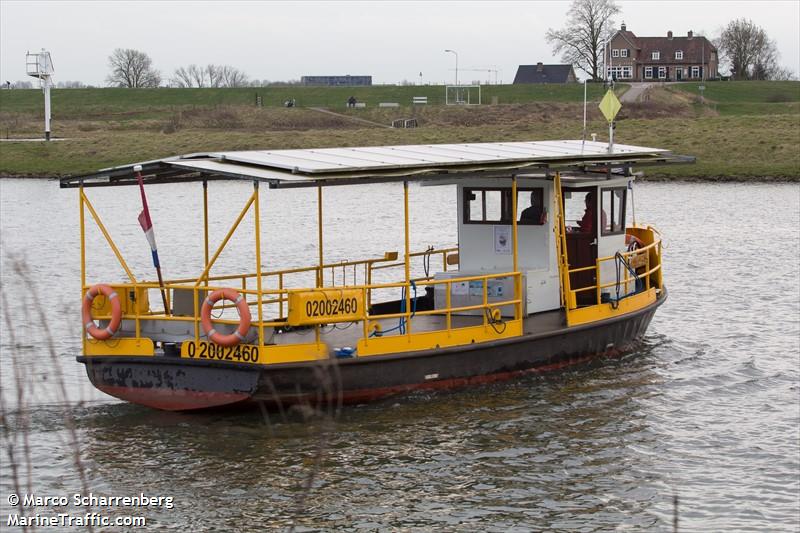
(138, 207, 160, 268)
(135, 165, 161, 269)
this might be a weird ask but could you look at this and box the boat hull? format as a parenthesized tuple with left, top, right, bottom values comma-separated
(79, 290, 665, 411)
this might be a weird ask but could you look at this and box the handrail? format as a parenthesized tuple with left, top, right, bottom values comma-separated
(84, 269, 521, 353)
(565, 227, 663, 307)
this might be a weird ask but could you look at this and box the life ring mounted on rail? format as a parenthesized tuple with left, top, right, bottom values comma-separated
(200, 288, 252, 347)
(82, 284, 123, 341)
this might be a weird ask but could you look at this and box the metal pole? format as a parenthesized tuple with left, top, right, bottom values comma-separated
(511, 176, 520, 321)
(253, 181, 264, 349)
(203, 179, 209, 271)
(582, 80, 588, 147)
(317, 186, 323, 287)
(43, 83, 51, 141)
(403, 180, 412, 335)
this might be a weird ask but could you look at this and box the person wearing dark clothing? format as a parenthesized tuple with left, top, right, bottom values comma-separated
(520, 191, 546, 225)
(576, 191, 607, 233)
(347, 96, 357, 108)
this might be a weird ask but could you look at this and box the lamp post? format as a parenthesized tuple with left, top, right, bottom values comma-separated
(444, 49, 458, 86)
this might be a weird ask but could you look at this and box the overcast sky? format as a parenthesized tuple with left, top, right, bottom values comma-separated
(1, 0, 798, 85)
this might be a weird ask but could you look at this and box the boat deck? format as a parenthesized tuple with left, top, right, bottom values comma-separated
(272, 310, 566, 355)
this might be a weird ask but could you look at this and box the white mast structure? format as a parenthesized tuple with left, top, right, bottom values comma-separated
(26, 49, 54, 141)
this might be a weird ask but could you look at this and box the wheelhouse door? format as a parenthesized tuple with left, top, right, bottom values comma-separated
(563, 187, 599, 305)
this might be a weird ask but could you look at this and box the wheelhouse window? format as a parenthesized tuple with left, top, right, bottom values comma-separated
(601, 187, 626, 235)
(644, 67, 653, 79)
(652, 51, 660, 60)
(675, 50, 684, 60)
(464, 187, 545, 226)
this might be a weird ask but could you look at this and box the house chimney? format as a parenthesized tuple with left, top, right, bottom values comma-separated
(688, 30, 694, 39)
(536, 62, 544, 72)
(667, 30, 673, 40)
(621, 22, 626, 31)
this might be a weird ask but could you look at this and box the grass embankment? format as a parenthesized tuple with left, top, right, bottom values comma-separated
(0, 81, 798, 179)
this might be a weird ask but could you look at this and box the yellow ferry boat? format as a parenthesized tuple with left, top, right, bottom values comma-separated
(60, 140, 691, 411)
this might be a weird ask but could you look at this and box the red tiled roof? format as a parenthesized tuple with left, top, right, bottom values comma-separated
(638, 36, 716, 64)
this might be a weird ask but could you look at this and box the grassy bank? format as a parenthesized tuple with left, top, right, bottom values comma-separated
(0, 82, 798, 179)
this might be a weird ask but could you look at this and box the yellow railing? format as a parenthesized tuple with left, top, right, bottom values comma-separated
(566, 227, 663, 308)
(84, 266, 521, 359)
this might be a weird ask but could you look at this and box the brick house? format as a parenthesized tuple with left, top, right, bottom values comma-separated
(605, 23, 718, 82)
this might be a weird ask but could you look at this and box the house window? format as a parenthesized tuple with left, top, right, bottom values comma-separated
(464, 187, 545, 225)
(601, 188, 626, 236)
(658, 66, 667, 79)
(621, 49, 629, 58)
(607, 66, 632, 79)
(652, 51, 660, 60)
(691, 66, 700, 78)
(612, 49, 619, 58)
(644, 67, 653, 79)
(675, 50, 684, 60)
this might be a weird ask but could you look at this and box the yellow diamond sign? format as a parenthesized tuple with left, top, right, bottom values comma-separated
(599, 89, 622, 122)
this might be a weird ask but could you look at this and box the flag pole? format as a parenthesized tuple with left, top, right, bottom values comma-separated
(134, 165, 169, 315)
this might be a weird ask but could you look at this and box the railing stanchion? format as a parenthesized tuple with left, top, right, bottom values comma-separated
(445, 279, 452, 334)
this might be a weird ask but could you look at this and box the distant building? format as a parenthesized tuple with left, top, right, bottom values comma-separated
(301, 75, 372, 86)
(605, 23, 718, 81)
(513, 63, 577, 84)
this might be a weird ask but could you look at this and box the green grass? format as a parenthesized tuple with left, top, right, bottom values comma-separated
(0, 82, 797, 180)
(1, 113, 797, 179)
(669, 80, 800, 116)
(0, 84, 613, 119)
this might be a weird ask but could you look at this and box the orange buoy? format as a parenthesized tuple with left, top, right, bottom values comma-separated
(200, 288, 251, 347)
(82, 284, 122, 341)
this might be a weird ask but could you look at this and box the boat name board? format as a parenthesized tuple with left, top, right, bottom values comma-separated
(287, 289, 364, 326)
(181, 341, 261, 364)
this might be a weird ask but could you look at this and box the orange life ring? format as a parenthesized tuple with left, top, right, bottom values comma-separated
(200, 288, 251, 347)
(82, 284, 122, 341)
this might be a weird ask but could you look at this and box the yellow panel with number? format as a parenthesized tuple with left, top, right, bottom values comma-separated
(287, 288, 363, 326)
(181, 340, 263, 364)
(180, 340, 328, 365)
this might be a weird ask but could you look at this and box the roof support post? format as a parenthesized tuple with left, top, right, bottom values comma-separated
(253, 181, 264, 348)
(317, 186, 323, 287)
(316, 185, 323, 346)
(403, 180, 412, 336)
(511, 175, 520, 321)
(194, 190, 255, 286)
(81, 189, 137, 284)
(202, 179, 209, 276)
(79, 183, 86, 356)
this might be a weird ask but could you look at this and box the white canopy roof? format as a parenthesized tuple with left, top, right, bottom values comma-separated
(61, 139, 692, 189)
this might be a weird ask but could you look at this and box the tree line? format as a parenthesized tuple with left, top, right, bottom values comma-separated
(546, 0, 795, 81)
(105, 48, 298, 88)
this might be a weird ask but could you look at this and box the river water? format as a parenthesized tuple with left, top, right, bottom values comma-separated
(0, 179, 798, 531)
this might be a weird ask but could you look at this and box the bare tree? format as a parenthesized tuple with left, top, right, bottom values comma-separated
(106, 48, 161, 88)
(717, 19, 782, 80)
(170, 66, 194, 88)
(546, 0, 620, 81)
(205, 64, 223, 88)
(171, 64, 250, 88)
(220, 65, 249, 87)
